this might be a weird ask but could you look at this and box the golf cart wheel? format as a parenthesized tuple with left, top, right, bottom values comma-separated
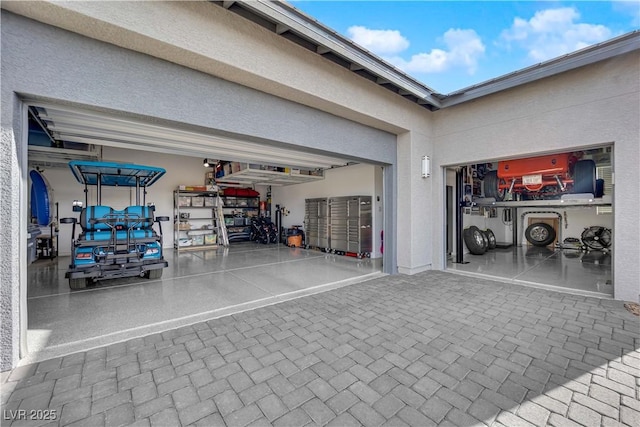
(484, 228, 497, 249)
(484, 171, 506, 201)
(463, 226, 487, 255)
(145, 269, 163, 280)
(573, 159, 596, 194)
(69, 278, 87, 290)
(525, 222, 556, 247)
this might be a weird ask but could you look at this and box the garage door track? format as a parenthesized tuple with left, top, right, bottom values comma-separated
(2, 271, 639, 426)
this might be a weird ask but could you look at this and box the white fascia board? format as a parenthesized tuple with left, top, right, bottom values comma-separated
(240, 0, 442, 108)
(440, 31, 640, 108)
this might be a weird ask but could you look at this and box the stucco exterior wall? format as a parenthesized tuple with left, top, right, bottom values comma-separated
(432, 53, 640, 302)
(1, 0, 436, 283)
(0, 8, 431, 370)
(2, 0, 637, 370)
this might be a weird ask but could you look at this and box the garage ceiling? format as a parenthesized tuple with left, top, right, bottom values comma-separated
(28, 103, 352, 170)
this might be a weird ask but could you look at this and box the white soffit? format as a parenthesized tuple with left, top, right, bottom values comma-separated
(27, 103, 351, 170)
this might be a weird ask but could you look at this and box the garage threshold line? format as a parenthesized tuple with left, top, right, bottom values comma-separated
(27, 250, 344, 300)
(188, 244, 304, 259)
(445, 268, 613, 299)
(20, 272, 386, 366)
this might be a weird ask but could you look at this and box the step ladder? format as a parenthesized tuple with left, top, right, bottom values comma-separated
(214, 190, 229, 247)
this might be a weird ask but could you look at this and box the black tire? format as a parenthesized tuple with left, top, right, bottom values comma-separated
(260, 234, 269, 244)
(484, 228, 497, 249)
(69, 278, 87, 290)
(463, 226, 487, 255)
(484, 171, 506, 201)
(145, 269, 163, 280)
(269, 233, 278, 244)
(573, 159, 596, 194)
(525, 222, 556, 247)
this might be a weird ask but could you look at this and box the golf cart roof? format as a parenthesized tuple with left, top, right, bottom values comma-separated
(68, 160, 166, 187)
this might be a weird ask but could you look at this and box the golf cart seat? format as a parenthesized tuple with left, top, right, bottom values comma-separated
(78, 205, 160, 243)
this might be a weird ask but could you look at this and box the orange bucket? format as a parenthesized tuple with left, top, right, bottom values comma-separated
(287, 235, 303, 247)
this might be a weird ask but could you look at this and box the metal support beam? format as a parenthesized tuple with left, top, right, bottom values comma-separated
(455, 168, 465, 263)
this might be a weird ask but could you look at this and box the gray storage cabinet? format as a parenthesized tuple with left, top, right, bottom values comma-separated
(306, 196, 372, 256)
(304, 198, 329, 249)
(348, 196, 372, 254)
(330, 196, 372, 255)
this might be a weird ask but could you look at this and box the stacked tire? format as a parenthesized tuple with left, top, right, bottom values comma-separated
(463, 226, 496, 255)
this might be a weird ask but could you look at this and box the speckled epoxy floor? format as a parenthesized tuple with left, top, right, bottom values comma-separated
(447, 246, 613, 298)
(25, 242, 383, 364)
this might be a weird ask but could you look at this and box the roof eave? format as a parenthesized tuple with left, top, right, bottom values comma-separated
(218, 0, 442, 110)
(439, 31, 640, 109)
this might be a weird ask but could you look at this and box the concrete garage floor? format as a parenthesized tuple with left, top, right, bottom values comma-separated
(26, 243, 383, 365)
(3, 271, 638, 426)
(447, 246, 613, 298)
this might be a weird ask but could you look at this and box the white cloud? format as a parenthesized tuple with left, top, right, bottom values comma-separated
(388, 29, 485, 75)
(500, 7, 614, 61)
(347, 26, 409, 55)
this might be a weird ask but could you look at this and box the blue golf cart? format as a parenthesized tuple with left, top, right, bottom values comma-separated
(61, 160, 169, 289)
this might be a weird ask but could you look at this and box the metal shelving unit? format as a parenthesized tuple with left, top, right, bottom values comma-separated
(174, 190, 226, 251)
(221, 195, 260, 241)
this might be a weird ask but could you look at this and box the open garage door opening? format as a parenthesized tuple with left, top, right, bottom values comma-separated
(24, 102, 386, 364)
(444, 145, 614, 298)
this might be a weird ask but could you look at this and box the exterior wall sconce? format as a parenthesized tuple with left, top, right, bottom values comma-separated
(421, 155, 431, 178)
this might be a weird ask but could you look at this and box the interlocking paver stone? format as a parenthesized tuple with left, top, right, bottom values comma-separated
(257, 393, 288, 421)
(178, 399, 217, 425)
(326, 389, 360, 414)
(214, 389, 243, 417)
(105, 402, 134, 427)
(373, 394, 405, 418)
(4, 271, 639, 427)
(282, 386, 315, 410)
(302, 397, 336, 425)
(273, 408, 311, 427)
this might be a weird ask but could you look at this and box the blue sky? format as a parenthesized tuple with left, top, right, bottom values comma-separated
(289, 1, 639, 93)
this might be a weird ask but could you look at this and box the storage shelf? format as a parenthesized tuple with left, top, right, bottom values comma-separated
(476, 197, 611, 208)
(174, 189, 224, 251)
(217, 167, 324, 186)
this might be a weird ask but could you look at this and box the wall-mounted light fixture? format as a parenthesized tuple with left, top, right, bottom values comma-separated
(421, 155, 431, 178)
(203, 158, 213, 168)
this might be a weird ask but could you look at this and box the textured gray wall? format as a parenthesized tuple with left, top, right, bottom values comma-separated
(0, 12, 397, 370)
(433, 53, 640, 302)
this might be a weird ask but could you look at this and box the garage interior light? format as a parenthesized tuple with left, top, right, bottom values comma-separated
(28, 103, 352, 170)
(203, 158, 213, 168)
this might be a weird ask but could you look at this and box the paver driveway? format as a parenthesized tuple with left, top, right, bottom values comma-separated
(2, 271, 639, 426)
